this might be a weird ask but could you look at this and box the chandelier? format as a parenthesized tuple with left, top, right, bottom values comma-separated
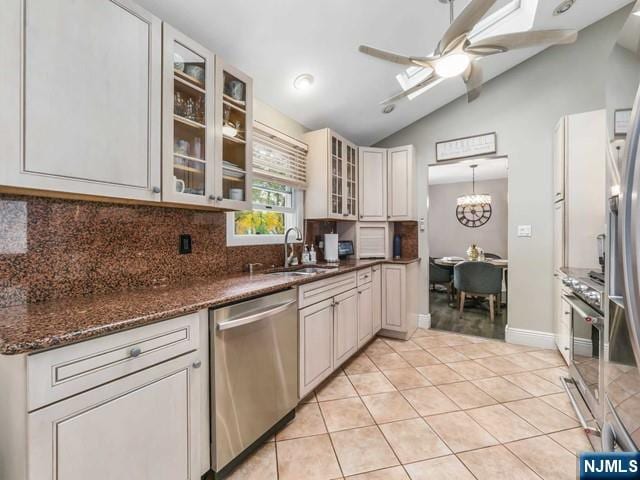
(457, 164, 492, 207)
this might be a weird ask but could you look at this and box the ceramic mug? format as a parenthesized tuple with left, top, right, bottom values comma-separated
(173, 176, 185, 194)
(229, 188, 244, 201)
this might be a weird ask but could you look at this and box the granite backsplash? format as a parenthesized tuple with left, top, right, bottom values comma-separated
(0, 194, 418, 308)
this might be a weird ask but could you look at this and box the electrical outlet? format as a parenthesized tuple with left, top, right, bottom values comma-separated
(517, 225, 532, 238)
(179, 234, 192, 254)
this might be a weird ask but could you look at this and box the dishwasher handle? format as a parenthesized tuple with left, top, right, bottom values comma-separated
(217, 300, 296, 331)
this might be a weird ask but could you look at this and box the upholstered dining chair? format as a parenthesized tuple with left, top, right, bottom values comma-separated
(429, 257, 454, 303)
(453, 261, 503, 322)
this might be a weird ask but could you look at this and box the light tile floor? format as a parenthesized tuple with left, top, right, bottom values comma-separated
(228, 328, 592, 480)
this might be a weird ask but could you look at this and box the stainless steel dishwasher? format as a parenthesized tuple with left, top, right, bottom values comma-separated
(210, 288, 298, 478)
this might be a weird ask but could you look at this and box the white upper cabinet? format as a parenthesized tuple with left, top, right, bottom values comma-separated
(214, 61, 254, 211)
(553, 117, 567, 203)
(1, 0, 162, 201)
(359, 147, 387, 221)
(304, 128, 358, 220)
(162, 24, 216, 206)
(387, 145, 416, 221)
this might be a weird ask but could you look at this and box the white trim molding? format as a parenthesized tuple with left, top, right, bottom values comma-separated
(418, 314, 431, 329)
(504, 325, 556, 349)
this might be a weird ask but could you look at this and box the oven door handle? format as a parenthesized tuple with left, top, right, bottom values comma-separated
(562, 294, 603, 329)
(560, 377, 601, 437)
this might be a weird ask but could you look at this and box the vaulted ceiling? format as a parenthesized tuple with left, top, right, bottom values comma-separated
(137, 0, 633, 145)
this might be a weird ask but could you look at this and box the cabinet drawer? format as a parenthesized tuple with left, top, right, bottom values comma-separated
(357, 268, 373, 286)
(27, 313, 199, 411)
(298, 273, 357, 308)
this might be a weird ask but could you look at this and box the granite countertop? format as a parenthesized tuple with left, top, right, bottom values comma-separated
(0, 258, 420, 355)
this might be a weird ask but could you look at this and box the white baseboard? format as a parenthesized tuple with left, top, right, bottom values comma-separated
(418, 313, 431, 329)
(504, 325, 556, 349)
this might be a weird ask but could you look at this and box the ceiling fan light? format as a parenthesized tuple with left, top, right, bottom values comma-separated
(434, 53, 471, 78)
(457, 194, 492, 207)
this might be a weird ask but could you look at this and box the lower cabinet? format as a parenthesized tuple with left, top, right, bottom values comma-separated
(554, 274, 571, 365)
(372, 265, 382, 334)
(299, 298, 335, 397)
(334, 289, 359, 367)
(381, 263, 418, 339)
(28, 350, 202, 480)
(357, 282, 374, 348)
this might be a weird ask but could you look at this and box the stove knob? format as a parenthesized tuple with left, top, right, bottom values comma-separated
(576, 284, 588, 292)
(562, 278, 572, 287)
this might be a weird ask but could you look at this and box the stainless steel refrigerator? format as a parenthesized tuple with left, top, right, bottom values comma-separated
(603, 1, 640, 452)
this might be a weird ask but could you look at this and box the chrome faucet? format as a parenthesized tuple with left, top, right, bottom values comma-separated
(284, 227, 302, 267)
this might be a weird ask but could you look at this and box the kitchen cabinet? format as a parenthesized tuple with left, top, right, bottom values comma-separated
(0, 312, 204, 480)
(553, 202, 565, 272)
(162, 24, 216, 206)
(299, 299, 335, 397)
(1, 0, 162, 202)
(372, 265, 382, 334)
(554, 274, 571, 365)
(29, 351, 202, 480)
(304, 128, 358, 220)
(359, 147, 387, 221)
(553, 117, 567, 203)
(356, 222, 391, 259)
(333, 289, 359, 367)
(215, 60, 253, 210)
(387, 145, 417, 221)
(357, 282, 374, 348)
(381, 262, 418, 339)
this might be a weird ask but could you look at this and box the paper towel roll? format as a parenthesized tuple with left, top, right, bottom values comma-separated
(324, 233, 339, 263)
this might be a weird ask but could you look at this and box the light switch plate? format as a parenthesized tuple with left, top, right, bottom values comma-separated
(517, 225, 532, 237)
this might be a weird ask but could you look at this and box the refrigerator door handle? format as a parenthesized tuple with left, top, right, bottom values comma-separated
(621, 90, 640, 367)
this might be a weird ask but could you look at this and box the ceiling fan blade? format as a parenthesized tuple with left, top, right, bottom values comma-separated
(359, 45, 415, 66)
(464, 61, 483, 103)
(438, 0, 499, 54)
(466, 29, 578, 55)
(359, 45, 435, 68)
(380, 74, 441, 105)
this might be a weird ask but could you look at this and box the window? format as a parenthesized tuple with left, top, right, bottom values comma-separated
(226, 178, 303, 246)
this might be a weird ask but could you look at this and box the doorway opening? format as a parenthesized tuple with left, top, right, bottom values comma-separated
(427, 156, 509, 340)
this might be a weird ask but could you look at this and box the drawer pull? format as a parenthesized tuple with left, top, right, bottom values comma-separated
(130, 347, 142, 358)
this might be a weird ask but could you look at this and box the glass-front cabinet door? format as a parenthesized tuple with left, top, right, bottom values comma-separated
(328, 132, 357, 219)
(215, 60, 253, 211)
(330, 134, 343, 217)
(345, 143, 358, 219)
(162, 25, 216, 206)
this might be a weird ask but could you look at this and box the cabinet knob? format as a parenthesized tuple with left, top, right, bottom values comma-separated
(217, 195, 223, 201)
(334, 301, 340, 306)
(209, 195, 216, 200)
(152, 186, 161, 194)
(193, 360, 202, 369)
(130, 347, 142, 358)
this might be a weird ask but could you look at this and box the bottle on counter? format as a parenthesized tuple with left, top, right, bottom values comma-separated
(310, 244, 317, 263)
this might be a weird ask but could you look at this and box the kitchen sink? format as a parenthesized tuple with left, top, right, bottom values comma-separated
(265, 266, 337, 277)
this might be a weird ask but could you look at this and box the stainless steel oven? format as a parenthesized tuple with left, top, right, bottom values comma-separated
(563, 291, 605, 424)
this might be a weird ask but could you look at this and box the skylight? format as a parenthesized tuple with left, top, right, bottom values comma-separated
(395, 0, 523, 100)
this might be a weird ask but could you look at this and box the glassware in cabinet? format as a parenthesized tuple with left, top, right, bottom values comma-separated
(162, 24, 216, 205)
(216, 61, 253, 209)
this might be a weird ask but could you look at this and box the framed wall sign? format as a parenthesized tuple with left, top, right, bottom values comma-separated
(614, 109, 632, 137)
(436, 132, 497, 162)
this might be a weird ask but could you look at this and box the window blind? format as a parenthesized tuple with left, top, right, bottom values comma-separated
(253, 121, 308, 188)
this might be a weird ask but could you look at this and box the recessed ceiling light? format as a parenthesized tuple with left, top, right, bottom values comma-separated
(382, 104, 395, 114)
(553, 0, 575, 16)
(293, 73, 314, 91)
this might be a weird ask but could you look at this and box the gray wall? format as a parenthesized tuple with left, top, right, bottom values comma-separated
(429, 179, 508, 259)
(377, 6, 631, 335)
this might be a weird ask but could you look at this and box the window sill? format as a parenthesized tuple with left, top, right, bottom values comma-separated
(226, 235, 303, 247)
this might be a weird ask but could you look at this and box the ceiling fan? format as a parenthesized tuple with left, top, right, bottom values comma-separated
(359, 0, 578, 104)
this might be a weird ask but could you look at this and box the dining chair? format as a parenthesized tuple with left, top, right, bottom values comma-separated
(429, 257, 454, 302)
(484, 253, 502, 260)
(453, 261, 503, 322)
